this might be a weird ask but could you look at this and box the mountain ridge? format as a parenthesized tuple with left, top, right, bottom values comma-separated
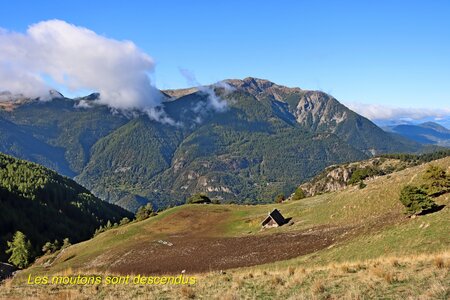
(0, 78, 440, 211)
(383, 121, 450, 147)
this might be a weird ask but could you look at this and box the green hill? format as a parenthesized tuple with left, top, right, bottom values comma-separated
(3, 156, 447, 299)
(0, 153, 132, 262)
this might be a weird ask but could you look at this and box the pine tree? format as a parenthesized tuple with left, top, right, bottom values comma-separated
(399, 185, 438, 215)
(6, 231, 32, 268)
(423, 165, 450, 196)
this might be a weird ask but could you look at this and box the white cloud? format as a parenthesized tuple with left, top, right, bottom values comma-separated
(345, 102, 450, 121)
(0, 65, 49, 98)
(179, 68, 231, 113)
(74, 99, 92, 109)
(0, 19, 173, 123)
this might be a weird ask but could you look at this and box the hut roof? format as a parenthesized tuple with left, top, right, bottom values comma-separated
(261, 209, 287, 226)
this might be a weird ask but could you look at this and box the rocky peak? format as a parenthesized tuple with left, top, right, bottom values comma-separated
(294, 91, 349, 131)
(162, 87, 199, 99)
(48, 89, 64, 99)
(229, 77, 275, 92)
(77, 92, 100, 101)
(225, 77, 302, 102)
(0, 91, 34, 111)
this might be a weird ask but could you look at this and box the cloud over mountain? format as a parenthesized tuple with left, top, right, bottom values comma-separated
(0, 19, 171, 121)
(346, 102, 450, 122)
(179, 68, 231, 113)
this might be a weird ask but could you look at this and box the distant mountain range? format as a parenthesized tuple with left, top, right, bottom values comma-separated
(375, 116, 450, 130)
(383, 122, 450, 147)
(0, 77, 439, 211)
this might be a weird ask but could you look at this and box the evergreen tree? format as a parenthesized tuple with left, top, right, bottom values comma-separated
(399, 185, 438, 215)
(423, 165, 450, 196)
(6, 231, 32, 268)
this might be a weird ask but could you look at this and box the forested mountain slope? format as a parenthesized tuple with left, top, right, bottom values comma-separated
(0, 153, 132, 261)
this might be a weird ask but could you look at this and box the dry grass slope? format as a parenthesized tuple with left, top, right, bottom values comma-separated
(1, 251, 448, 299)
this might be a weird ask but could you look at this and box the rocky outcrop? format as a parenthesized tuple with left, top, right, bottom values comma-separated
(293, 157, 412, 198)
(226, 77, 302, 102)
(299, 165, 353, 197)
(294, 91, 348, 132)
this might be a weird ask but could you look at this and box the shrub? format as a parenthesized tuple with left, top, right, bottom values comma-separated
(119, 217, 130, 226)
(62, 238, 71, 249)
(42, 242, 54, 254)
(135, 203, 155, 221)
(358, 180, 367, 189)
(42, 240, 59, 254)
(422, 165, 450, 196)
(187, 193, 211, 204)
(348, 167, 380, 185)
(399, 185, 438, 215)
(292, 187, 305, 200)
(274, 194, 285, 203)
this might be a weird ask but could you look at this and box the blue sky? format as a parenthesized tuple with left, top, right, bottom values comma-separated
(1, 0, 450, 123)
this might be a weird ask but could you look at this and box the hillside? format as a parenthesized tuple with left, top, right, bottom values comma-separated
(294, 150, 450, 197)
(2, 156, 448, 299)
(0, 116, 74, 176)
(383, 122, 450, 147)
(0, 78, 437, 211)
(0, 153, 132, 262)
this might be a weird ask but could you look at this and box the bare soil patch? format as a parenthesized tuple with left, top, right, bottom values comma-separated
(76, 208, 405, 275)
(108, 225, 349, 275)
